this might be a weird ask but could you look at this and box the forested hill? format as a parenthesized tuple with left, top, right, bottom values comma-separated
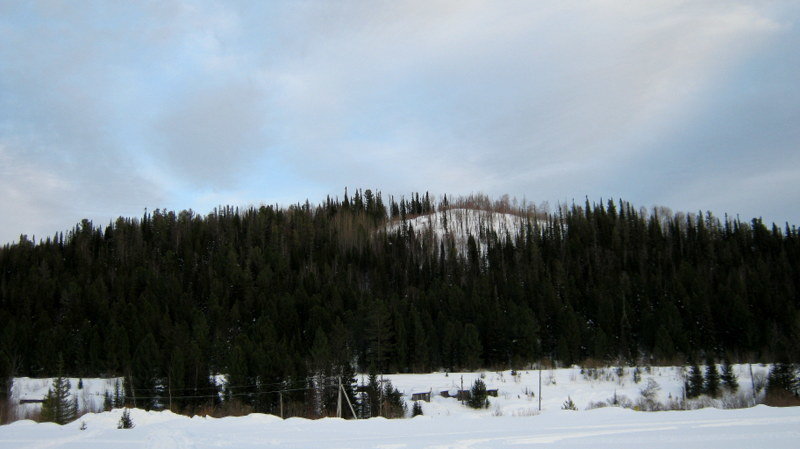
(1, 190, 798, 411)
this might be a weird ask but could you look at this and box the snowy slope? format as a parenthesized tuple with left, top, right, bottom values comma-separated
(1, 404, 798, 448)
(9, 377, 124, 420)
(386, 208, 536, 253)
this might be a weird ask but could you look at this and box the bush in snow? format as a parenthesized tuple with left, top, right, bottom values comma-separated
(118, 408, 135, 429)
(412, 401, 423, 417)
(561, 396, 577, 410)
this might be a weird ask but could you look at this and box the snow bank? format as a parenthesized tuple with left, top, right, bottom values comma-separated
(1, 404, 798, 448)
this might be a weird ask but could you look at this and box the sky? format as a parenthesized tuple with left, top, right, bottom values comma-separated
(1, 0, 799, 244)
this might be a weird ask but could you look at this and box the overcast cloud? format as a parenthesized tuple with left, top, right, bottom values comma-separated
(1, 0, 798, 244)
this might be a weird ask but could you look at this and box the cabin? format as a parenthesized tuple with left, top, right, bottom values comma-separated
(487, 389, 498, 397)
(410, 390, 431, 402)
(455, 390, 471, 401)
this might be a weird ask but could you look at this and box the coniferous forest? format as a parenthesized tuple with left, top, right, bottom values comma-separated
(1, 190, 798, 416)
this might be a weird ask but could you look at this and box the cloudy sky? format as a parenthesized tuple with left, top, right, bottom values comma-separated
(1, 0, 798, 244)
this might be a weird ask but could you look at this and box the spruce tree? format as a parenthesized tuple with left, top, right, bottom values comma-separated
(467, 378, 489, 409)
(412, 401, 423, 417)
(40, 357, 77, 425)
(720, 360, 739, 393)
(704, 359, 720, 398)
(381, 380, 406, 418)
(765, 363, 799, 404)
(117, 408, 134, 429)
(686, 363, 704, 398)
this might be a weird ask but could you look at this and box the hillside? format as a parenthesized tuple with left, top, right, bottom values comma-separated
(1, 190, 799, 420)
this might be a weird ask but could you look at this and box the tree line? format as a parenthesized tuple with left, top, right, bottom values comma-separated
(1, 190, 798, 416)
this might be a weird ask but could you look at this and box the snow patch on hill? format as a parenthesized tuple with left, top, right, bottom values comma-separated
(387, 208, 538, 253)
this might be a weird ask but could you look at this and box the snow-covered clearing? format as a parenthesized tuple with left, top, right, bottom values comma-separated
(387, 365, 769, 415)
(3, 365, 798, 448)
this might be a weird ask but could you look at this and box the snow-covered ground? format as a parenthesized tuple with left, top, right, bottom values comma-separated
(1, 404, 798, 448)
(4, 365, 798, 448)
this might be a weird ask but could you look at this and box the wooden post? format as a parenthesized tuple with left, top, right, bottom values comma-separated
(749, 363, 757, 405)
(279, 391, 284, 419)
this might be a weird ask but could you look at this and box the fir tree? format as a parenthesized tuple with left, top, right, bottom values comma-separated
(40, 357, 77, 425)
(686, 363, 704, 398)
(704, 359, 720, 398)
(117, 408, 134, 429)
(720, 360, 738, 393)
(411, 401, 423, 417)
(467, 378, 489, 409)
(381, 380, 406, 418)
(765, 363, 799, 405)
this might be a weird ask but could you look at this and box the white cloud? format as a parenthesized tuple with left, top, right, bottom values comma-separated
(0, 0, 798, 243)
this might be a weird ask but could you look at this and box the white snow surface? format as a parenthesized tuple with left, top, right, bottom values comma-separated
(1, 404, 798, 448)
(3, 365, 798, 448)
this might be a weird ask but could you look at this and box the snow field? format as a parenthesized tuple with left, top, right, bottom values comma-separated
(1, 404, 799, 448)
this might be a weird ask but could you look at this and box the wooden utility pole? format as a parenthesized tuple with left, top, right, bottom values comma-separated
(337, 377, 343, 418)
(128, 373, 137, 408)
(379, 375, 384, 417)
(461, 375, 464, 406)
(168, 376, 172, 411)
(341, 383, 357, 419)
(538, 364, 542, 411)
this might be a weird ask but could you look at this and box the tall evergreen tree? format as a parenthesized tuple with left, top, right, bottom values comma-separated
(686, 363, 704, 399)
(41, 357, 77, 425)
(720, 360, 739, 393)
(704, 359, 720, 398)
